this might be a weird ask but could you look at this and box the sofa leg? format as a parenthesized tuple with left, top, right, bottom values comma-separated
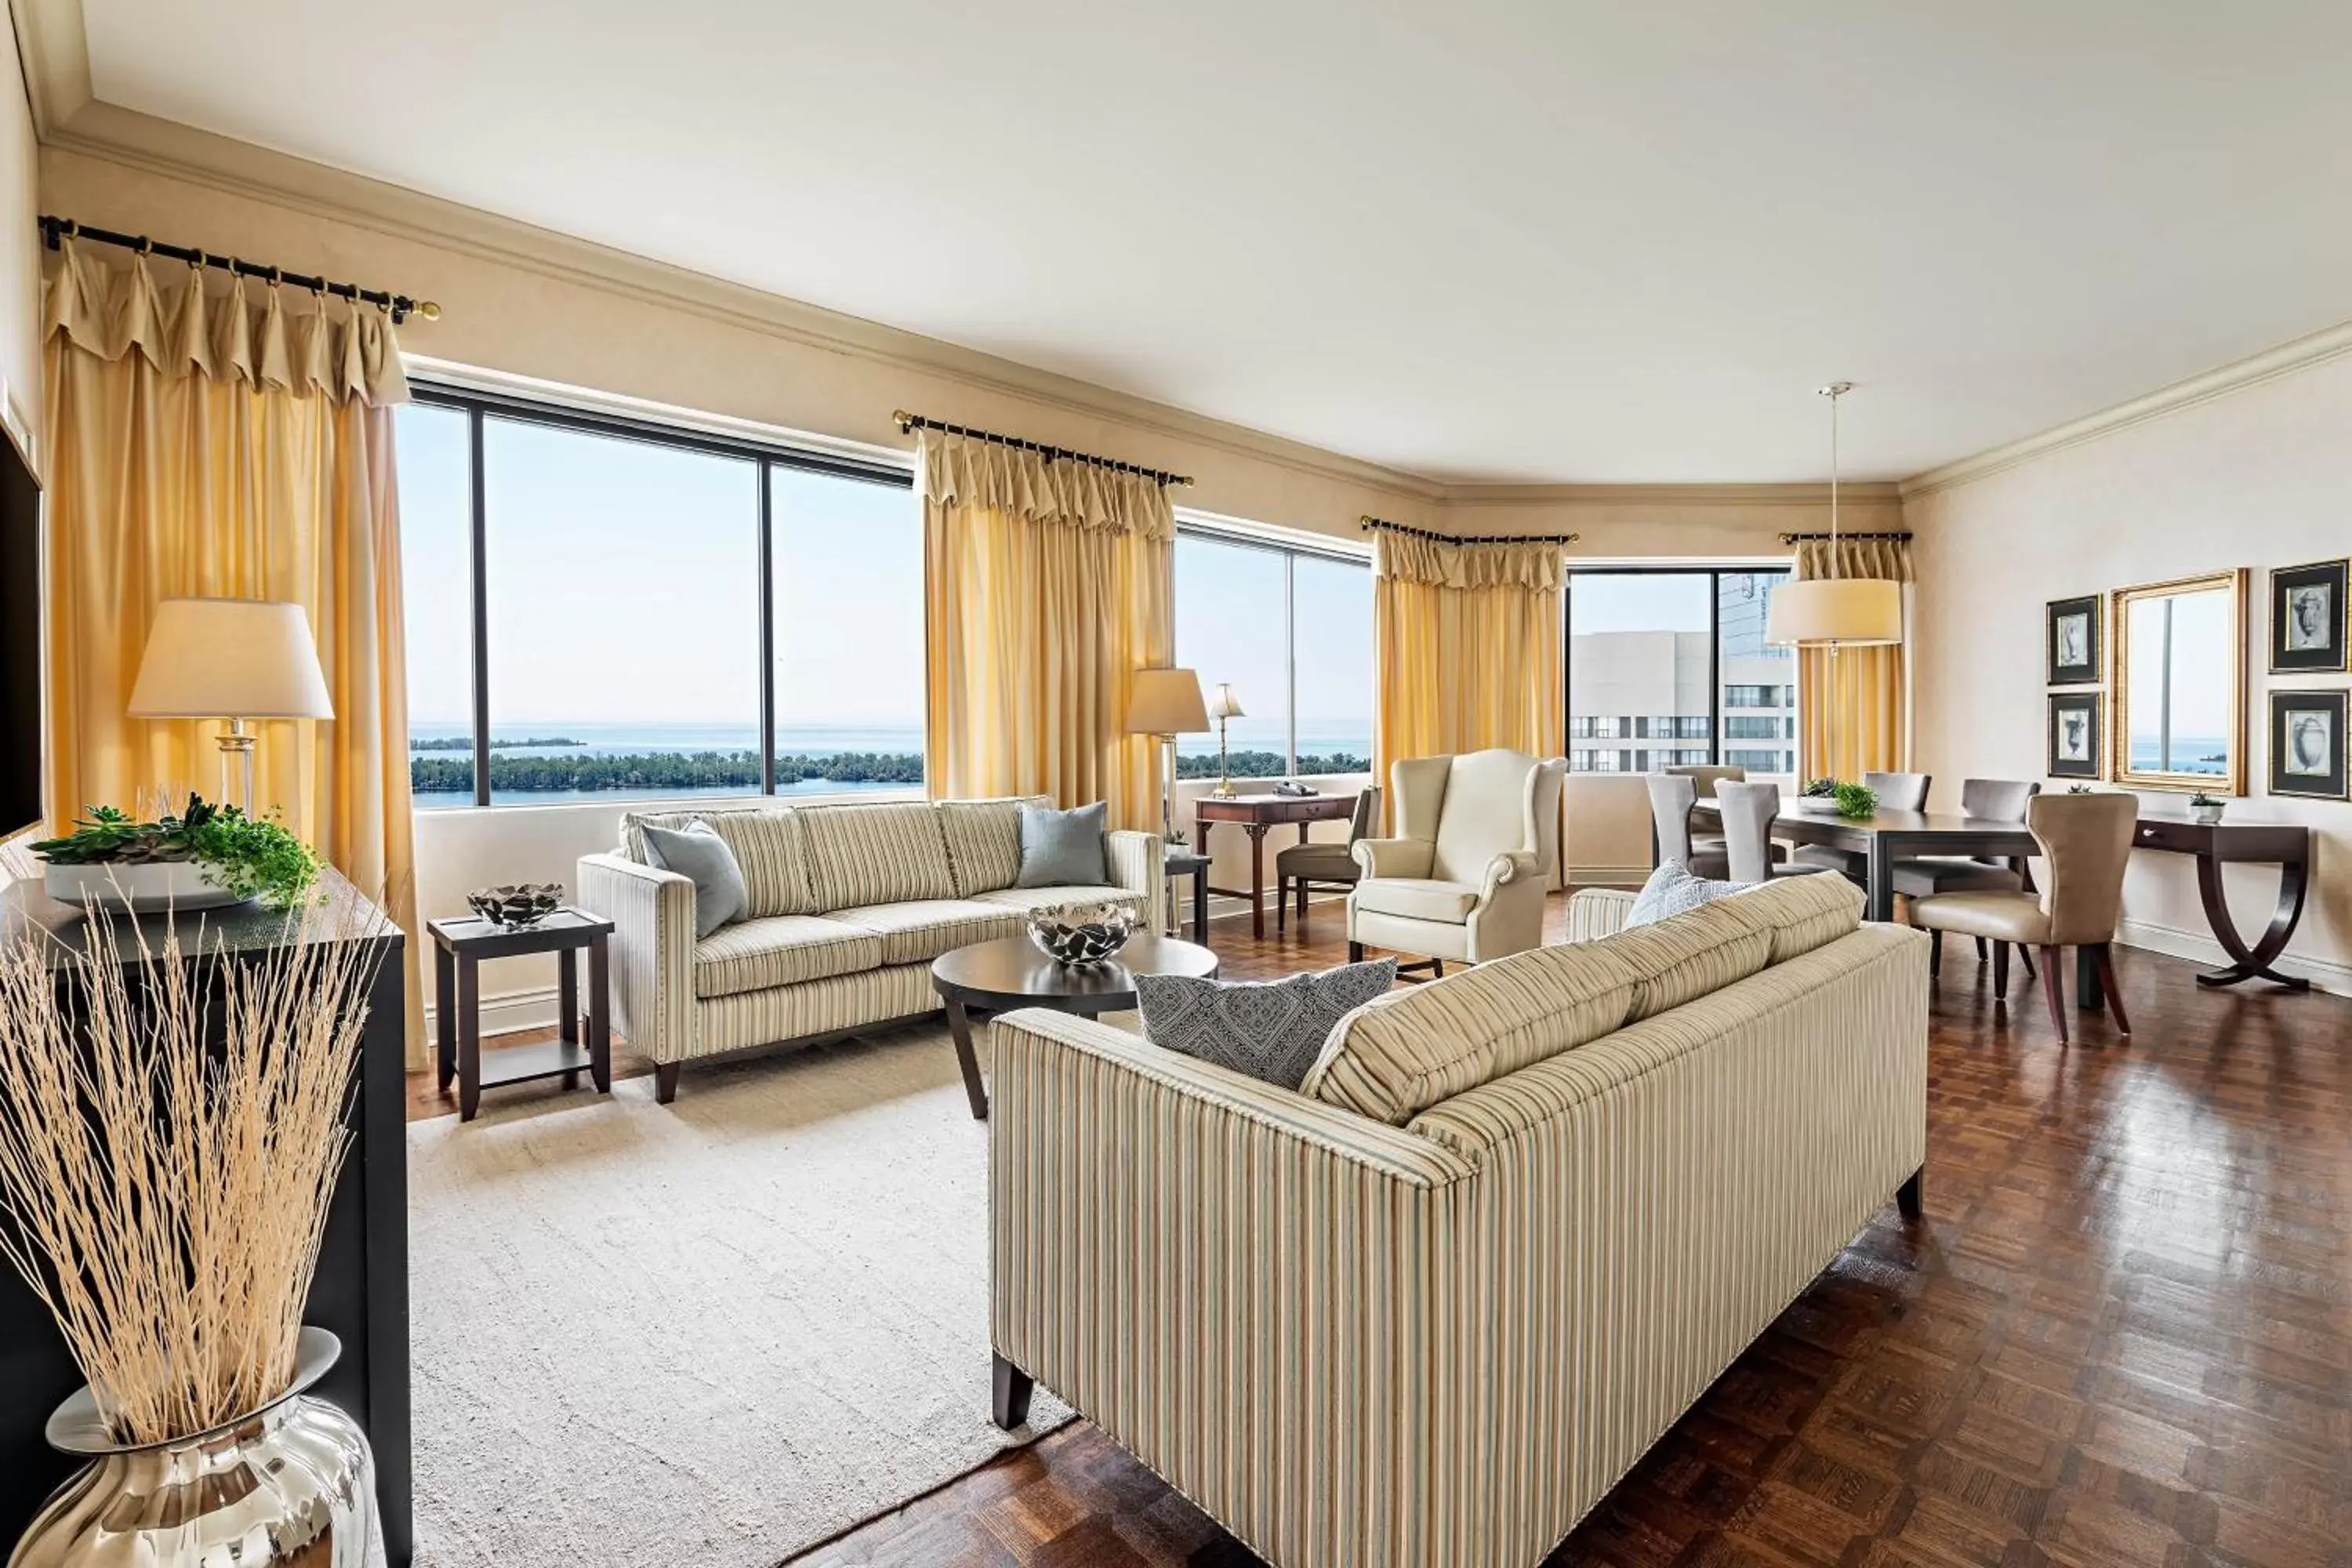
(991, 1352, 1034, 1431)
(1348, 940, 1365, 963)
(655, 1062, 681, 1105)
(1896, 1166, 1924, 1221)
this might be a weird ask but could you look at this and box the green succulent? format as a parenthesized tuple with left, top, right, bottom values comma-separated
(31, 793, 322, 910)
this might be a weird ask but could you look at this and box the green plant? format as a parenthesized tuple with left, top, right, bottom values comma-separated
(2066, 784, 2094, 794)
(1801, 777, 1839, 799)
(2189, 791, 2223, 808)
(31, 794, 322, 910)
(1831, 780, 1878, 821)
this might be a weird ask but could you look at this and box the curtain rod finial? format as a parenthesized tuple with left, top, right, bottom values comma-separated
(891, 410, 915, 434)
(414, 300, 442, 322)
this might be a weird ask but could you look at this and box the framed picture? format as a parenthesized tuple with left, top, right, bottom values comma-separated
(2268, 558, 2348, 674)
(2268, 688, 2347, 799)
(2046, 594, 2102, 685)
(2048, 691, 2103, 779)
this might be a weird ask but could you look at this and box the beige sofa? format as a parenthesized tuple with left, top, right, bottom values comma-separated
(578, 796, 1163, 1102)
(988, 873, 1926, 1568)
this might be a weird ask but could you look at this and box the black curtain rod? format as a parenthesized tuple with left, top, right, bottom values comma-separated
(40, 214, 440, 325)
(1360, 515, 1581, 547)
(1779, 529, 1914, 544)
(893, 409, 1192, 487)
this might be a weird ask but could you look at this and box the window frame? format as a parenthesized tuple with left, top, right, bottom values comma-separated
(1563, 564, 1799, 779)
(410, 380, 915, 808)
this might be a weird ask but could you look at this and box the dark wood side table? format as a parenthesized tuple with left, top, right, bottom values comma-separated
(2126, 818, 2314, 991)
(1194, 792, 1355, 939)
(1163, 848, 1211, 942)
(929, 934, 1219, 1119)
(428, 907, 614, 1121)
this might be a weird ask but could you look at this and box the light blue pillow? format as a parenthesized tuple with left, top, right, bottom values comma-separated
(640, 820, 749, 939)
(1016, 801, 1109, 887)
(1625, 861, 1748, 928)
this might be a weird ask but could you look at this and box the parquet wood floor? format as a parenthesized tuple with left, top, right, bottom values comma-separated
(408, 898, 2352, 1567)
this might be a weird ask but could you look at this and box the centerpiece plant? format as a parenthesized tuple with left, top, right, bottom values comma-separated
(31, 793, 322, 909)
(1802, 777, 1879, 821)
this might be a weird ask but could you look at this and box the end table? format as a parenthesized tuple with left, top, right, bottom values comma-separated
(1163, 848, 1212, 942)
(427, 907, 614, 1121)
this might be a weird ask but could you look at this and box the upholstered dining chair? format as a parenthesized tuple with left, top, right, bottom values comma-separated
(1893, 778, 2042, 978)
(1276, 786, 1381, 933)
(1348, 749, 1568, 975)
(1717, 781, 1843, 884)
(1908, 792, 2137, 1044)
(1665, 763, 1745, 864)
(1791, 771, 1933, 879)
(1646, 773, 1729, 879)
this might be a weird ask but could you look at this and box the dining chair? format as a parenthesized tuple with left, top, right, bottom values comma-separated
(1716, 781, 1843, 884)
(1791, 771, 1933, 880)
(1893, 778, 2042, 978)
(1276, 786, 1381, 933)
(1665, 764, 1744, 861)
(1908, 792, 2137, 1044)
(1646, 772, 1730, 878)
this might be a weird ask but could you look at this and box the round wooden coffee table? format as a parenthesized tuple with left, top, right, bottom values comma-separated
(931, 933, 1218, 1120)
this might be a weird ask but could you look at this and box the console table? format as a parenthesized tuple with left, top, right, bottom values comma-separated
(2128, 818, 2313, 991)
(1194, 792, 1356, 939)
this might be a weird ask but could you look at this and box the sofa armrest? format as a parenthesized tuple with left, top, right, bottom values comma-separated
(1102, 828, 1167, 933)
(1352, 835, 1435, 880)
(1567, 886, 1639, 942)
(577, 852, 696, 1065)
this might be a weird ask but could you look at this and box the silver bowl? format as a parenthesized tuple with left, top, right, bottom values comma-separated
(467, 882, 564, 928)
(1026, 901, 1138, 967)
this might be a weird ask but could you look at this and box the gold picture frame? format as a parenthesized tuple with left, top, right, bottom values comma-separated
(2110, 568, 2246, 794)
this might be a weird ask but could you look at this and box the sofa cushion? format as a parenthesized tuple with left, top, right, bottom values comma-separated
(1138, 960, 1398, 1091)
(639, 820, 750, 938)
(1352, 877, 1481, 925)
(1593, 898, 1773, 1022)
(1301, 939, 1641, 1126)
(829, 898, 1026, 964)
(622, 808, 811, 917)
(692, 915, 884, 1000)
(938, 795, 1052, 897)
(1730, 873, 1866, 964)
(1016, 800, 1109, 887)
(971, 884, 1143, 916)
(797, 801, 956, 911)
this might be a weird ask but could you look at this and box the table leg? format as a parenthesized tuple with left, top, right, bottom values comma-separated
(2192, 854, 2313, 990)
(1194, 867, 1210, 944)
(946, 998, 988, 1121)
(588, 934, 612, 1093)
(457, 955, 482, 1122)
(1246, 823, 1271, 939)
(1866, 835, 1896, 924)
(2077, 946, 2102, 1011)
(558, 946, 580, 1089)
(434, 943, 456, 1092)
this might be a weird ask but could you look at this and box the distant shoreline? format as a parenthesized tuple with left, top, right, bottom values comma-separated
(411, 746, 1372, 798)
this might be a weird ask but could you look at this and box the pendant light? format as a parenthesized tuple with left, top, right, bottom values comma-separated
(1764, 382, 1903, 648)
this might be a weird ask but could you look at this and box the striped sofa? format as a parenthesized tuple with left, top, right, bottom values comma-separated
(578, 797, 1162, 1102)
(987, 873, 1927, 1568)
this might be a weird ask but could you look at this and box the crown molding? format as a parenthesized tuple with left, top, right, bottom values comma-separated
(1441, 480, 1902, 508)
(10, 0, 89, 137)
(1901, 315, 2352, 499)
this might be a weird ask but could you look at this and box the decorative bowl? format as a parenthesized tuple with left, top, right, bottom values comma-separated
(1794, 796, 1842, 815)
(1026, 901, 1138, 967)
(42, 860, 247, 913)
(467, 883, 565, 928)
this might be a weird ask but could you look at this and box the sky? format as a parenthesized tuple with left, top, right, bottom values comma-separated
(2123, 588, 2234, 749)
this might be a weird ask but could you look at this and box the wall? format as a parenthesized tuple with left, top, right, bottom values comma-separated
(1907, 351, 2352, 990)
(0, 9, 42, 877)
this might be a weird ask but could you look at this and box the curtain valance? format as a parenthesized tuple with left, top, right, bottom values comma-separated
(1373, 530, 1566, 592)
(43, 240, 408, 406)
(917, 430, 1174, 541)
(1795, 537, 1911, 583)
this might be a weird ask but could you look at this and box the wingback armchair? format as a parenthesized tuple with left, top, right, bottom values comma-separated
(1346, 748, 1568, 971)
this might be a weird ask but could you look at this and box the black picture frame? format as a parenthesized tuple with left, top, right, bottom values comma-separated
(2047, 692, 2103, 779)
(2268, 688, 2347, 800)
(2268, 558, 2348, 674)
(2046, 594, 2102, 685)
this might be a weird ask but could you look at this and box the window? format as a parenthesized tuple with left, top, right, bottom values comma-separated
(1566, 567, 1798, 787)
(1173, 527, 1372, 779)
(400, 387, 920, 808)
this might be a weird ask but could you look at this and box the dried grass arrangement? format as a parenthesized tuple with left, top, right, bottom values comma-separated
(0, 901, 384, 1445)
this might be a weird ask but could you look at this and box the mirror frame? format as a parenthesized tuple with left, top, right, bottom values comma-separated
(2110, 568, 2247, 794)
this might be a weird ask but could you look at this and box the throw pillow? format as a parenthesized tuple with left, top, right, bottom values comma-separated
(1137, 960, 1398, 1091)
(640, 820, 750, 939)
(1625, 860, 1747, 928)
(1016, 800, 1109, 887)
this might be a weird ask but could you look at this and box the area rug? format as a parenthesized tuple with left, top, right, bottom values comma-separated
(406, 1023, 1076, 1567)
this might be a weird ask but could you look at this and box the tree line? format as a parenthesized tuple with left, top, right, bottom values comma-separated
(412, 746, 1374, 795)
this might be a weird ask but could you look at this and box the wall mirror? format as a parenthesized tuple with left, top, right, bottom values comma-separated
(2112, 568, 2246, 793)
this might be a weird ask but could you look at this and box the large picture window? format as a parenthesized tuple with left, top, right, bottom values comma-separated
(1566, 567, 1798, 786)
(1173, 526, 1372, 778)
(401, 387, 921, 808)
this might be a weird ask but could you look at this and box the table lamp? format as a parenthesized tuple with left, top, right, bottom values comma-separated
(128, 597, 336, 813)
(1206, 682, 1245, 799)
(1126, 666, 1210, 838)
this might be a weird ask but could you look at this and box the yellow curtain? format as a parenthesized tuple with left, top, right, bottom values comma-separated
(920, 431, 1173, 831)
(42, 240, 422, 1062)
(1372, 529, 1566, 775)
(1792, 537, 1911, 782)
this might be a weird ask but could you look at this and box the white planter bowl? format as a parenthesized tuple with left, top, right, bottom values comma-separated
(42, 861, 248, 914)
(1793, 797, 1843, 815)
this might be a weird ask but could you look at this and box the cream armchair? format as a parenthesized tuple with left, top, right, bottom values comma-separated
(1346, 748, 1568, 971)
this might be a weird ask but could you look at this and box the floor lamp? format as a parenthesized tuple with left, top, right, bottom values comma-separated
(127, 597, 336, 814)
(1125, 666, 1210, 843)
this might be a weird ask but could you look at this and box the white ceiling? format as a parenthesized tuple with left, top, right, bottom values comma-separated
(71, 0, 2352, 484)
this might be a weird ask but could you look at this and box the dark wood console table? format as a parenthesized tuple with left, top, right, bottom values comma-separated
(1194, 792, 1356, 939)
(2127, 818, 2313, 991)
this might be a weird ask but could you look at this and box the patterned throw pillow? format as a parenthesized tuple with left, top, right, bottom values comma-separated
(1137, 960, 1398, 1091)
(1625, 860, 1748, 928)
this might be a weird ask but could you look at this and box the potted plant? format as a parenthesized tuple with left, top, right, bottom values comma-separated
(29, 793, 321, 913)
(1831, 780, 1879, 822)
(1795, 777, 1844, 815)
(2189, 790, 2227, 826)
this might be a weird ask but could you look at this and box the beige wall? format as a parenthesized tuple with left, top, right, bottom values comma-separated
(0, 20, 40, 866)
(1908, 354, 2352, 990)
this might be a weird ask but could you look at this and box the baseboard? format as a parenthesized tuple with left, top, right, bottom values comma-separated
(422, 982, 565, 1042)
(1570, 864, 1650, 888)
(2114, 916, 2352, 996)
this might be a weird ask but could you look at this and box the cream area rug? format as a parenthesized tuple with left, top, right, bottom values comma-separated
(407, 1022, 1076, 1567)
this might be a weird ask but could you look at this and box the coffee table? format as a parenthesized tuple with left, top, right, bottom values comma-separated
(931, 933, 1218, 1120)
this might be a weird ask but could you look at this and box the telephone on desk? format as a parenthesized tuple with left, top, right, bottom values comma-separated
(1270, 780, 1319, 797)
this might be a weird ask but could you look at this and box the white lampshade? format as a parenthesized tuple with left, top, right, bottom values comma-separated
(1127, 666, 1210, 735)
(1206, 682, 1245, 721)
(1764, 578, 1903, 647)
(128, 598, 336, 720)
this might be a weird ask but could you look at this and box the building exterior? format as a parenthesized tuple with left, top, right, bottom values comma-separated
(1566, 571, 1798, 783)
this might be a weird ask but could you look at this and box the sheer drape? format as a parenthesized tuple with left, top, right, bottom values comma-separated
(42, 240, 421, 1061)
(1372, 531, 1566, 775)
(920, 432, 1174, 829)
(1793, 537, 1913, 782)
